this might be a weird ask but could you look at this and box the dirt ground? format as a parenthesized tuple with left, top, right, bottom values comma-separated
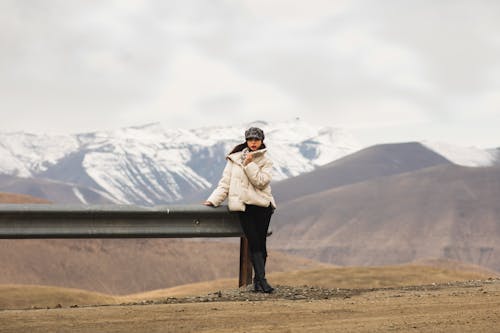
(0, 279, 498, 333)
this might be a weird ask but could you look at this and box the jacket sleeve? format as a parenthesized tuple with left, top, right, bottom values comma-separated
(244, 159, 273, 190)
(206, 160, 232, 207)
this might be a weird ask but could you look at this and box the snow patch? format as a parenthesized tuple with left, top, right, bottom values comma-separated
(422, 141, 496, 167)
(72, 187, 88, 204)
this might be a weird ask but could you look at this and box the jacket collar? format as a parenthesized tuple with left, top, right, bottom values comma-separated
(227, 148, 267, 164)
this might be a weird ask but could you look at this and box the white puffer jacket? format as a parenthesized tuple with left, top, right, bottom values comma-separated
(207, 148, 277, 212)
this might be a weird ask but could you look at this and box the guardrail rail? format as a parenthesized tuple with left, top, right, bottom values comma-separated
(0, 204, 252, 287)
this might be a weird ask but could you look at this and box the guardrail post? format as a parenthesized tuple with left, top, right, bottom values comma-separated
(239, 237, 252, 287)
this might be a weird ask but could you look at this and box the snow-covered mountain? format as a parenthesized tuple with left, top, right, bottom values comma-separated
(1, 120, 498, 205)
(0, 120, 360, 205)
(421, 141, 498, 167)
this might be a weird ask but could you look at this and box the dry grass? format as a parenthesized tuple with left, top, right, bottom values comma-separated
(124, 262, 497, 301)
(0, 285, 119, 310)
(267, 264, 497, 289)
(2, 263, 497, 310)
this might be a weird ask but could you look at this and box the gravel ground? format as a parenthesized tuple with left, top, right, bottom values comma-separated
(111, 278, 499, 307)
(1, 278, 499, 333)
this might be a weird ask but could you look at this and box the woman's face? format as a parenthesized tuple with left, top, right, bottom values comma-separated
(247, 138, 262, 151)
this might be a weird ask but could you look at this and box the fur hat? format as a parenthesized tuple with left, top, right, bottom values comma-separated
(245, 127, 265, 141)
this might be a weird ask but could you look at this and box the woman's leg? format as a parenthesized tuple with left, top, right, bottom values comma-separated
(238, 206, 262, 255)
(239, 204, 274, 293)
(255, 204, 273, 262)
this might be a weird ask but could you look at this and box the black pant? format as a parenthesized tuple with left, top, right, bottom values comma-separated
(238, 204, 274, 260)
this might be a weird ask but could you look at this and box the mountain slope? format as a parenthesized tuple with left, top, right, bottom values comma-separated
(0, 174, 114, 204)
(272, 142, 452, 204)
(270, 164, 500, 272)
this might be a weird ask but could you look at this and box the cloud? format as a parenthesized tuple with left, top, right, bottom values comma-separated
(189, 12, 436, 130)
(144, 47, 300, 128)
(0, 0, 499, 147)
(358, 0, 500, 94)
(238, 0, 354, 25)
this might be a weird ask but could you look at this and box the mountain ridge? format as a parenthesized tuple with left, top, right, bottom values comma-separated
(272, 142, 452, 204)
(0, 120, 360, 205)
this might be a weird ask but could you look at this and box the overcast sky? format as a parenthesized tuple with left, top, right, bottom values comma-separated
(1, 0, 499, 148)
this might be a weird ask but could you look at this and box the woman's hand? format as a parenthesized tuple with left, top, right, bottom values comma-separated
(203, 201, 214, 206)
(244, 153, 253, 165)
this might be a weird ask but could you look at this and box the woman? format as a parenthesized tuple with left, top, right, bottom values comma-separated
(203, 127, 277, 293)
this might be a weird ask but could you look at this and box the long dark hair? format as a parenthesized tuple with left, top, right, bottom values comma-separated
(229, 141, 266, 154)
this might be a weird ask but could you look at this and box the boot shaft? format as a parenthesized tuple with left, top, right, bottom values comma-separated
(251, 252, 274, 293)
(251, 252, 266, 280)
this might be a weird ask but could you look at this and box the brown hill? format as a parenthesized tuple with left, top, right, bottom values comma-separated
(270, 164, 500, 272)
(493, 147, 500, 165)
(0, 174, 114, 204)
(0, 192, 51, 204)
(272, 142, 451, 204)
(0, 239, 327, 295)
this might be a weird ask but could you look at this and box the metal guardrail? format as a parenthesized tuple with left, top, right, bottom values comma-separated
(0, 204, 242, 238)
(0, 204, 252, 287)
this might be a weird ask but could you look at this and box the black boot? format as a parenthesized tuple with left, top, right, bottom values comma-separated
(253, 252, 267, 291)
(252, 252, 274, 293)
(253, 277, 264, 292)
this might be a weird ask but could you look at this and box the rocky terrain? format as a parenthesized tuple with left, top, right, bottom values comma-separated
(114, 279, 499, 306)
